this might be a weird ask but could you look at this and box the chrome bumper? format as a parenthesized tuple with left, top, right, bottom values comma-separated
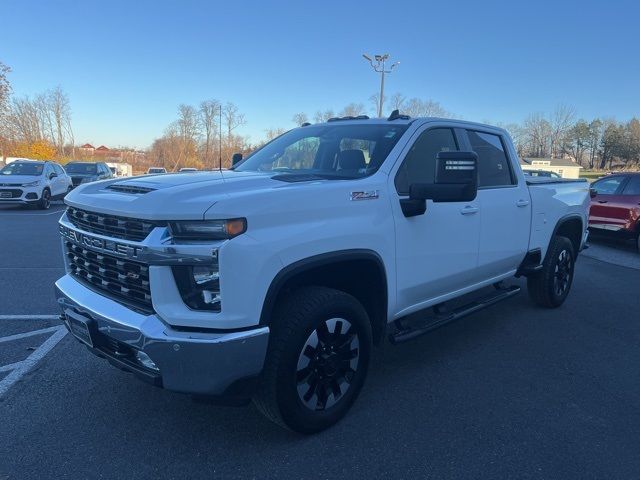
(55, 275, 269, 396)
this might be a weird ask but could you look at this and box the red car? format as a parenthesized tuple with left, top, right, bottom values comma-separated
(589, 173, 640, 251)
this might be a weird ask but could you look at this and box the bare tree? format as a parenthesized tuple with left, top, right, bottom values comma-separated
(222, 102, 246, 139)
(49, 87, 72, 156)
(339, 103, 367, 117)
(313, 110, 334, 123)
(522, 113, 552, 158)
(199, 99, 220, 168)
(402, 98, 450, 118)
(265, 127, 287, 141)
(549, 104, 576, 158)
(292, 112, 308, 126)
(390, 92, 406, 111)
(368, 93, 381, 117)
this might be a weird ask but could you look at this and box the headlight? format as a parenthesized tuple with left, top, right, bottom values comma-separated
(169, 219, 247, 241)
(172, 255, 221, 311)
(22, 180, 40, 187)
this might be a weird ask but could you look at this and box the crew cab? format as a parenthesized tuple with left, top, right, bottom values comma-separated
(588, 173, 640, 251)
(55, 115, 590, 433)
(0, 159, 72, 209)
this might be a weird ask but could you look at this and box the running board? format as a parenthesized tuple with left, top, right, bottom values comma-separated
(389, 285, 521, 344)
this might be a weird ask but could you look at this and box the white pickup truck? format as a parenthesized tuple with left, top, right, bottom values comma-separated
(55, 115, 590, 433)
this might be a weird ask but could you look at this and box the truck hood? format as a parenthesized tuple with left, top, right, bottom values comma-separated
(64, 170, 286, 220)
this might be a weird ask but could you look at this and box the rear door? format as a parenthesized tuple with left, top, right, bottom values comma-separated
(461, 129, 530, 278)
(589, 175, 628, 232)
(620, 175, 640, 235)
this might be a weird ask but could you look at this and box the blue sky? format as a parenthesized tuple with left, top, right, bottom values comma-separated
(4, 0, 639, 148)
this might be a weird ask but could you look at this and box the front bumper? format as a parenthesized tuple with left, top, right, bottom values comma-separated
(0, 186, 41, 204)
(55, 274, 269, 397)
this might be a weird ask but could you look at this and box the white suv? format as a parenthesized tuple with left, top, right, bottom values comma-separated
(0, 159, 72, 209)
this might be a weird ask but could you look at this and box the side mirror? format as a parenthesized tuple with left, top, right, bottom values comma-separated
(49, 172, 57, 179)
(232, 153, 243, 166)
(400, 151, 478, 217)
(589, 188, 597, 199)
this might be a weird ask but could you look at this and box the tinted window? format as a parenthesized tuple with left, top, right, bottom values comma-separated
(65, 163, 98, 174)
(0, 162, 45, 176)
(622, 176, 640, 195)
(467, 130, 514, 187)
(592, 176, 624, 195)
(395, 128, 458, 194)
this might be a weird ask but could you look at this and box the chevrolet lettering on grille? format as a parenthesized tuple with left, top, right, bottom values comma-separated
(60, 225, 141, 258)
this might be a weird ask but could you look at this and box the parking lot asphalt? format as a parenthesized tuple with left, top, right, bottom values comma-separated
(1, 204, 640, 479)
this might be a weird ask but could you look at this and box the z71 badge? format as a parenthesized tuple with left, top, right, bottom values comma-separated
(349, 190, 379, 201)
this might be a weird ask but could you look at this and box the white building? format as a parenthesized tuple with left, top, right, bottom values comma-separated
(520, 158, 583, 179)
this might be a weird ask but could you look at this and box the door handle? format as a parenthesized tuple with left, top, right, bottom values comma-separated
(598, 200, 608, 204)
(460, 205, 479, 215)
(516, 199, 530, 207)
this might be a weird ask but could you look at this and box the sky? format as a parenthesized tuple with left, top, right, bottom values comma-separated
(3, 0, 639, 149)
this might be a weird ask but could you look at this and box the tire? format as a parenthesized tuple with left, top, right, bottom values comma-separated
(527, 235, 575, 308)
(253, 286, 372, 434)
(37, 188, 51, 210)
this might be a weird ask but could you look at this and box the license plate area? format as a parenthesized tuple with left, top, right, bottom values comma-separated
(66, 312, 94, 347)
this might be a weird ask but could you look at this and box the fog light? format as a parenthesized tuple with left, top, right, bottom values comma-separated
(135, 350, 159, 371)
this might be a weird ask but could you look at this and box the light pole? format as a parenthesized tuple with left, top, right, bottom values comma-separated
(362, 53, 399, 118)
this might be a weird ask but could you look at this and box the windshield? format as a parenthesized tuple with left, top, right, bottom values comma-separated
(0, 162, 44, 176)
(235, 123, 409, 178)
(65, 163, 97, 174)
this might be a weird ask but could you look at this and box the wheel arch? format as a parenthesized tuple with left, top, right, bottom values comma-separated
(259, 249, 388, 344)
(552, 214, 584, 255)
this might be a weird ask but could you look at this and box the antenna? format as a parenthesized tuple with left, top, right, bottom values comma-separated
(219, 104, 223, 172)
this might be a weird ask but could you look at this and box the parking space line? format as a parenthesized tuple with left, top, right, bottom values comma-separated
(0, 325, 63, 343)
(0, 315, 60, 321)
(0, 361, 22, 373)
(0, 325, 67, 397)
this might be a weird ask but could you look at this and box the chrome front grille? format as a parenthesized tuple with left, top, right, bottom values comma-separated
(66, 206, 165, 242)
(64, 240, 153, 313)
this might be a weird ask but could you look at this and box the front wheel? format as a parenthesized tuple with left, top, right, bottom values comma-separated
(253, 286, 372, 433)
(37, 188, 51, 210)
(528, 235, 575, 308)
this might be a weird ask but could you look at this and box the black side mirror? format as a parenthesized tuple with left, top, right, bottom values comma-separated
(49, 172, 57, 179)
(232, 153, 243, 166)
(589, 188, 597, 199)
(400, 151, 478, 217)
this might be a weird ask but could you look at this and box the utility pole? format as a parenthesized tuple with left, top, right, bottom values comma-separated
(362, 53, 399, 118)
(218, 104, 222, 171)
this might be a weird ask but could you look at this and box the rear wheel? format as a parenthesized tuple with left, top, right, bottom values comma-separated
(37, 188, 51, 210)
(253, 286, 372, 433)
(528, 235, 575, 308)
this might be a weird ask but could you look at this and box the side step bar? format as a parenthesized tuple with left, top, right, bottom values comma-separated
(389, 285, 521, 344)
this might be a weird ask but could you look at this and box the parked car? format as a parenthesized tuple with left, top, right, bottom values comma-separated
(65, 161, 113, 187)
(147, 167, 167, 174)
(523, 169, 561, 178)
(588, 172, 640, 251)
(56, 116, 590, 433)
(179, 167, 198, 172)
(0, 159, 72, 209)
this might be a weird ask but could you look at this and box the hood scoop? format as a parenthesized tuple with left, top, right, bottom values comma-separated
(106, 184, 157, 195)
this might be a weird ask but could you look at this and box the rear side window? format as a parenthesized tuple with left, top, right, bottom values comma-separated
(622, 176, 640, 195)
(395, 128, 458, 195)
(592, 176, 625, 195)
(467, 130, 514, 188)
(53, 164, 65, 175)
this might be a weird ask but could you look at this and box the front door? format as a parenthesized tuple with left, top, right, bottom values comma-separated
(589, 175, 628, 232)
(390, 125, 481, 316)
